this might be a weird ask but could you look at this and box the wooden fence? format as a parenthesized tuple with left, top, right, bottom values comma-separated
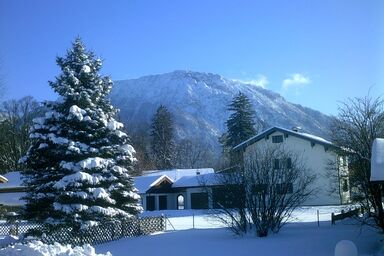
(0, 216, 165, 246)
(331, 207, 363, 225)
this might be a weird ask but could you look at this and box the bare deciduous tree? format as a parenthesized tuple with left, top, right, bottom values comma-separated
(204, 172, 247, 235)
(207, 145, 315, 237)
(174, 139, 216, 169)
(0, 96, 42, 173)
(331, 95, 384, 231)
(244, 146, 315, 237)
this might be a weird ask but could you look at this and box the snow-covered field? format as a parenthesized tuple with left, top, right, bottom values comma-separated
(2, 206, 384, 256)
(141, 205, 352, 230)
(95, 207, 383, 256)
(96, 222, 382, 256)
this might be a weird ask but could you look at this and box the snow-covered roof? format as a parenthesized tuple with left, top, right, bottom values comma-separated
(0, 175, 7, 183)
(142, 168, 214, 181)
(173, 173, 225, 188)
(371, 138, 384, 182)
(134, 168, 216, 193)
(134, 175, 174, 194)
(0, 172, 26, 206)
(0, 172, 24, 188)
(233, 126, 335, 151)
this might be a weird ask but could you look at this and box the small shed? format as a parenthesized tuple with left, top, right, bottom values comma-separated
(371, 138, 384, 183)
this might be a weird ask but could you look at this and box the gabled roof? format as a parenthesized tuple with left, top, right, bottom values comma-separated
(233, 126, 335, 151)
(134, 175, 174, 194)
(134, 168, 217, 193)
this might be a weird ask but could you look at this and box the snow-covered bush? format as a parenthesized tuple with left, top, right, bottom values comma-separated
(0, 241, 111, 256)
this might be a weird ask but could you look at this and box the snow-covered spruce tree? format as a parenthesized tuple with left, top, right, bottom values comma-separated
(21, 39, 142, 231)
(150, 105, 175, 169)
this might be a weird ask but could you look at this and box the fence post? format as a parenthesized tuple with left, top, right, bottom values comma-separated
(331, 213, 335, 225)
(162, 214, 166, 231)
(317, 210, 320, 227)
(193, 212, 195, 229)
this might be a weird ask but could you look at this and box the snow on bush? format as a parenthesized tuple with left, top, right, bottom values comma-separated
(0, 241, 111, 256)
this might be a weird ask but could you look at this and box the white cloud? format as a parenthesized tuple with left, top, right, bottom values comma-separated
(282, 73, 311, 91)
(233, 75, 269, 88)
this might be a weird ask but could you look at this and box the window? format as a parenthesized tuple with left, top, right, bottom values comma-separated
(342, 179, 349, 192)
(273, 159, 280, 169)
(342, 156, 347, 167)
(286, 158, 292, 169)
(253, 184, 268, 194)
(159, 195, 167, 210)
(272, 135, 283, 143)
(146, 196, 155, 211)
(213, 185, 245, 208)
(177, 194, 185, 210)
(191, 193, 208, 209)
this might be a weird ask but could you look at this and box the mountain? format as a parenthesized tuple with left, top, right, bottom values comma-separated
(110, 70, 332, 153)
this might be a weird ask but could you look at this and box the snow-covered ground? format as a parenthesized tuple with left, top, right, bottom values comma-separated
(95, 222, 382, 256)
(1, 241, 111, 256)
(3, 206, 384, 256)
(95, 207, 383, 256)
(141, 205, 355, 230)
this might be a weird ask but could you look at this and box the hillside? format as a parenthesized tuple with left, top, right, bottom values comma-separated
(110, 70, 331, 153)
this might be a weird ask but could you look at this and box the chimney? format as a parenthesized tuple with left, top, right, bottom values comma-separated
(292, 126, 302, 132)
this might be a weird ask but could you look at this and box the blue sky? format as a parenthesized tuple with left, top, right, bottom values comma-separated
(0, 0, 382, 115)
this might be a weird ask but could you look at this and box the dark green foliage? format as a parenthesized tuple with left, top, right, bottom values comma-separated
(221, 92, 257, 167)
(225, 92, 257, 148)
(21, 38, 142, 230)
(150, 105, 174, 169)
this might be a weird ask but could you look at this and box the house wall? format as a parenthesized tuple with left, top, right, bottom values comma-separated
(140, 193, 179, 211)
(185, 187, 212, 209)
(0, 192, 26, 206)
(140, 187, 213, 211)
(243, 131, 350, 205)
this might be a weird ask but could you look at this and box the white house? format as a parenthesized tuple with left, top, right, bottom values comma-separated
(233, 126, 350, 205)
(371, 138, 384, 183)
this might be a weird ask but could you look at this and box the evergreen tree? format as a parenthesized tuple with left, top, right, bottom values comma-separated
(222, 92, 257, 166)
(21, 39, 142, 230)
(150, 105, 174, 169)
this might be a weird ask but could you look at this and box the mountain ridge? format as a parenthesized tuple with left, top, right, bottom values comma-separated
(110, 70, 331, 153)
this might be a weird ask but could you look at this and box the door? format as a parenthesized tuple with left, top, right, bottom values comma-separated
(191, 192, 208, 209)
(159, 195, 168, 210)
(146, 196, 155, 211)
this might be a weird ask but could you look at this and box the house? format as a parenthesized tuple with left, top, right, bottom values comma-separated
(134, 168, 224, 211)
(233, 126, 350, 205)
(371, 138, 384, 183)
(0, 172, 26, 207)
